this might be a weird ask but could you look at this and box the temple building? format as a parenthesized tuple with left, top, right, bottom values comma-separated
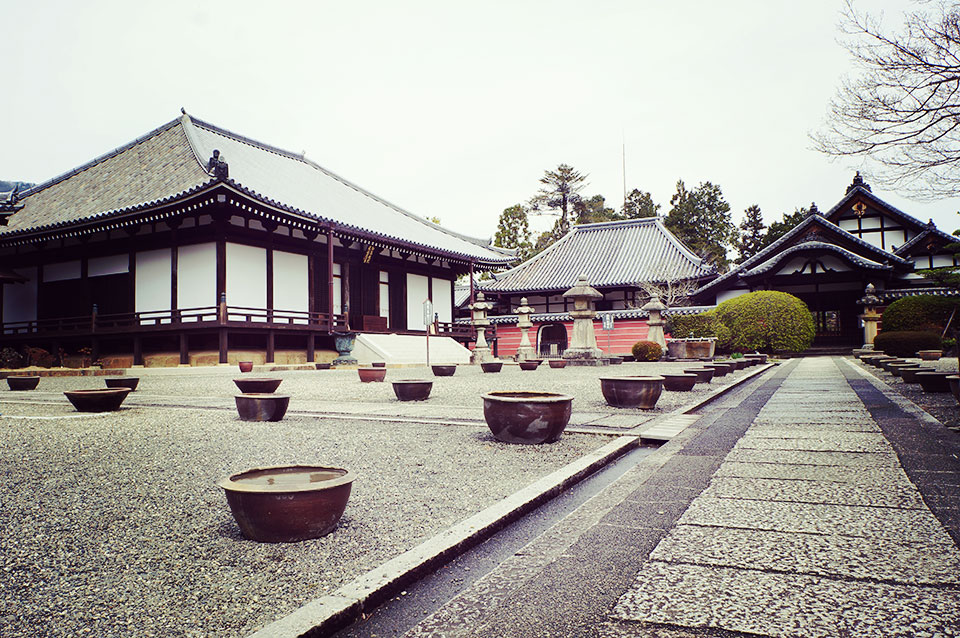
(471, 217, 716, 358)
(693, 174, 960, 347)
(0, 112, 512, 366)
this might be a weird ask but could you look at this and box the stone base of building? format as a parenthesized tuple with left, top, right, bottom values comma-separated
(564, 358, 611, 367)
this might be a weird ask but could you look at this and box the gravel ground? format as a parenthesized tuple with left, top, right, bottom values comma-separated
(0, 360, 760, 637)
(851, 356, 960, 434)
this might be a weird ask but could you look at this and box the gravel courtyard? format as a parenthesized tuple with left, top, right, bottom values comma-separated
(0, 361, 755, 637)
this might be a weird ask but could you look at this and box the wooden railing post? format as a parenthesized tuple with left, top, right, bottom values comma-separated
(91, 304, 98, 333)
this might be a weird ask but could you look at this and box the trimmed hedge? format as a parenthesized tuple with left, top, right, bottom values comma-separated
(714, 291, 814, 353)
(669, 311, 732, 351)
(881, 295, 960, 332)
(872, 330, 942, 357)
(631, 340, 663, 361)
(669, 292, 814, 353)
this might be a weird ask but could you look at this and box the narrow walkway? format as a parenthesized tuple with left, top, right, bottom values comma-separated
(387, 357, 960, 638)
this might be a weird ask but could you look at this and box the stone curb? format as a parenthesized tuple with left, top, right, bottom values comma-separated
(246, 362, 778, 638)
(839, 357, 946, 427)
(246, 435, 639, 638)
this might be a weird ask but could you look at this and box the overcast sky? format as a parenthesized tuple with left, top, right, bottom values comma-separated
(4, 0, 959, 244)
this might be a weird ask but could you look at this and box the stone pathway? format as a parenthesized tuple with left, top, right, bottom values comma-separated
(610, 357, 960, 637)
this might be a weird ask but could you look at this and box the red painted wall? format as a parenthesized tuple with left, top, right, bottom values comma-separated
(474, 319, 651, 358)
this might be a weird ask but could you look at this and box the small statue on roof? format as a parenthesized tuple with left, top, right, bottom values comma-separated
(207, 150, 229, 180)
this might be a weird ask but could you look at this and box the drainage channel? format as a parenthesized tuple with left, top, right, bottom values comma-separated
(330, 441, 658, 638)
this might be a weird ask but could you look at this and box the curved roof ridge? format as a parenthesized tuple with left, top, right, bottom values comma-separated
(18, 118, 183, 200)
(183, 112, 503, 255)
(742, 241, 891, 277)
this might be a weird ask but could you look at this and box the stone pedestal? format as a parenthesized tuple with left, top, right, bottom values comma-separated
(641, 295, 667, 351)
(469, 292, 497, 364)
(858, 284, 881, 349)
(515, 297, 537, 361)
(562, 275, 605, 366)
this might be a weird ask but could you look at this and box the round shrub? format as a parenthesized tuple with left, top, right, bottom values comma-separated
(872, 330, 942, 357)
(631, 340, 663, 361)
(881, 295, 960, 332)
(713, 291, 815, 353)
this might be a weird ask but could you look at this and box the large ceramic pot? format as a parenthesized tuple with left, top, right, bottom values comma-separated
(315, 363, 331, 370)
(234, 378, 283, 394)
(600, 376, 664, 409)
(729, 359, 747, 370)
(704, 363, 732, 377)
(662, 373, 697, 391)
(481, 361, 503, 373)
(518, 360, 541, 371)
(684, 367, 715, 383)
(879, 358, 908, 372)
(916, 371, 952, 393)
(235, 393, 291, 421)
(432, 365, 457, 377)
(482, 391, 574, 444)
(7, 376, 40, 391)
(358, 367, 387, 383)
(548, 360, 567, 369)
(899, 366, 934, 383)
(218, 465, 355, 543)
(238, 361, 254, 373)
(666, 339, 716, 359)
(745, 353, 768, 364)
(64, 388, 132, 412)
(918, 350, 943, 361)
(948, 375, 960, 404)
(372, 361, 386, 368)
(608, 356, 624, 365)
(888, 362, 920, 377)
(869, 356, 896, 368)
(392, 380, 433, 401)
(852, 349, 879, 359)
(104, 377, 139, 391)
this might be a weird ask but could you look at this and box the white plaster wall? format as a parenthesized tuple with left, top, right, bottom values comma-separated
(227, 243, 266, 321)
(406, 273, 429, 330)
(136, 249, 172, 318)
(716, 289, 749, 303)
(177, 243, 216, 321)
(3, 266, 38, 328)
(433, 277, 453, 323)
(89, 254, 129, 277)
(273, 250, 308, 324)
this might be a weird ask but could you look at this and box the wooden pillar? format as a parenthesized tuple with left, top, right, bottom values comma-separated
(133, 336, 143, 367)
(179, 333, 189, 366)
(171, 245, 178, 313)
(469, 262, 475, 305)
(306, 333, 315, 363)
(219, 328, 228, 364)
(266, 330, 275, 363)
(266, 248, 274, 323)
(327, 227, 334, 331)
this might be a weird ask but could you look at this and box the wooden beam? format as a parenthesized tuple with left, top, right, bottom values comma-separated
(266, 330, 275, 363)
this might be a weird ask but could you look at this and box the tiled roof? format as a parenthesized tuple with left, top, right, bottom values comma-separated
(695, 214, 908, 296)
(741, 241, 892, 277)
(2, 113, 512, 264)
(479, 218, 714, 294)
(894, 224, 958, 256)
(455, 304, 716, 325)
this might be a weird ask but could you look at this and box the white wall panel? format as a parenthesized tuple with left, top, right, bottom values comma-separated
(136, 249, 171, 317)
(3, 266, 37, 329)
(433, 277, 453, 323)
(406, 273, 429, 330)
(177, 243, 216, 321)
(89, 254, 129, 277)
(227, 243, 266, 321)
(273, 250, 308, 324)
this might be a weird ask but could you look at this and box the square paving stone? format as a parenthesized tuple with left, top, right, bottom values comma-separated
(713, 461, 913, 485)
(678, 496, 954, 544)
(725, 449, 902, 467)
(747, 421, 881, 433)
(701, 476, 925, 509)
(612, 561, 960, 638)
(650, 524, 960, 585)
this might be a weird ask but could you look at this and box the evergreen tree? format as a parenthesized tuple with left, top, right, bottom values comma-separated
(735, 204, 766, 262)
(621, 188, 660, 219)
(493, 204, 532, 261)
(529, 164, 588, 235)
(664, 179, 736, 271)
(761, 206, 810, 250)
(573, 194, 618, 224)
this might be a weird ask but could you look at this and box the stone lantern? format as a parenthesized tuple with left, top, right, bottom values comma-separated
(858, 283, 881, 349)
(469, 292, 496, 363)
(561, 275, 605, 365)
(515, 297, 537, 361)
(641, 294, 667, 350)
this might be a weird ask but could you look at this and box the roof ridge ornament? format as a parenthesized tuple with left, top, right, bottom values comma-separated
(207, 149, 229, 180)
(807, 202, 819, 217)
(847, 171, 872, 193)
